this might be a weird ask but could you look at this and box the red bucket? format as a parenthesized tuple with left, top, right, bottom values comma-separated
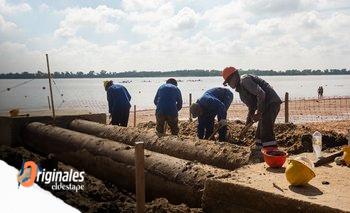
(261, 149, 288, 168)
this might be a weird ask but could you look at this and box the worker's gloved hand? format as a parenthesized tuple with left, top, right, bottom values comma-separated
(252, 112, 262, 122)
(218, 119, 227, 127)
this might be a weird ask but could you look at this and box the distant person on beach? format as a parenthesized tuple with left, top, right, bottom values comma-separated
(104, 80, 131, 127)
(222, 67, 282, 151)
(318, 86, 324, 99)
(190, 88, 233, 142)
(154, 78, 183, 135)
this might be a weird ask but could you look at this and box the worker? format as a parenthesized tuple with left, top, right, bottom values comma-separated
(190, 88, 233, 141)
(222, 67, 282, 151)
(154, 78, 183, 135)
(104, 80, 131, 127)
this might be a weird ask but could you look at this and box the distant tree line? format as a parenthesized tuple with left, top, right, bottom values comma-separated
(0, 69, 349, 79)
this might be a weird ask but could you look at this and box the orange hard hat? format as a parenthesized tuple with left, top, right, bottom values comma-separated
(222, 67, 237, 81)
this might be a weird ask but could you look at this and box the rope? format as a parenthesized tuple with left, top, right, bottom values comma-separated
(52, 79, 64, 99)
(0, 79, 35, 93)
(52, 79, 66, 109)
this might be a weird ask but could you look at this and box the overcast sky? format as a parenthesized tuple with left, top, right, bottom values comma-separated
(0, 0, 349, 73)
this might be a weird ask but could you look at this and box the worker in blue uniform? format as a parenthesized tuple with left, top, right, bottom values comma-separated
(154, 78, 183, 135)
(190, 87, 233, 141)
(104, 80, 131, 127)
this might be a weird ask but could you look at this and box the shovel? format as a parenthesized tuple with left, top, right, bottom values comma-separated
(238, 121, 254, 141)
(209, 125, 224, 140)
(314, 150, 343, 167)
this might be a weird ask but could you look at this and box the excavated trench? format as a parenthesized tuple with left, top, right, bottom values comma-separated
(14, 119, 348, 211)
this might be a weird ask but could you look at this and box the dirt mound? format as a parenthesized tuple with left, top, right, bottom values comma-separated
(147, 198, 201, 213)
(137, 121, 157, 129)
(274, 123, 347, 154)
(0, 145, 201, 213)
(139, 120, 349, 155)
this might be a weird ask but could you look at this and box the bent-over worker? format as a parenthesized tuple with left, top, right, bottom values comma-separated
(190, 87, 233, 142)
(104, 80, 131, 127)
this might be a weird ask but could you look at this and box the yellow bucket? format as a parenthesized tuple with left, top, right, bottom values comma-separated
(343, 146, 350, 166)
(285, 156, 316, 186)
(9, 109, 19, 117)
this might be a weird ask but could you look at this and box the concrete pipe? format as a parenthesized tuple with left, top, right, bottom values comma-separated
(69, 119, 250, 170)
(23, 122, 233, 207)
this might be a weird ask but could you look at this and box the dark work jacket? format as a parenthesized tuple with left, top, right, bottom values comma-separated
(154, 83, 183, 116)
(107, 84, 131, 114)
(236, 74, 282, 122)
(204, 88, 233, 110)
(197, 88, 233, 139)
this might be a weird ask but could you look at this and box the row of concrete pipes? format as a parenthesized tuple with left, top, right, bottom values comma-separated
(22, 120, 249, 207)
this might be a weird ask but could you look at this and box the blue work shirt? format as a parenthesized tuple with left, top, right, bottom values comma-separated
(197, 88, 233, 139)
(154, 83, 183, 116)
(107, 84, 131, 114)
(204, 87, 233, 110)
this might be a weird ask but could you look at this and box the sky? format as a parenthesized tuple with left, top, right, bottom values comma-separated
(0, 0, 350, 73)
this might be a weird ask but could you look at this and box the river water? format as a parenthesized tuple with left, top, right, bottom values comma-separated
(0, 75, 349, 112)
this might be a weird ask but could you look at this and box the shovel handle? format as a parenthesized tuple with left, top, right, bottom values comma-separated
(209, 125, 224, 140)
(314, 151, 343, 167)
(238, 122, 254, 140)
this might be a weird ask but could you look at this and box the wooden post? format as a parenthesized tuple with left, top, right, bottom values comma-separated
(285, 92, 289, 123)
(133, 105, 136, 127)
(46, 54, 55, 120)
(135, 142, 145, 213)
(189, 93, 192, 121)
(47, 96, 51, 110)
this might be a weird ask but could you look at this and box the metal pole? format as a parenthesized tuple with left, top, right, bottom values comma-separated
(189, 93, 192, 121)
(285, 92, 289, 123)
(46, 54, 55, 120)
(134, 105, 136, 127)
(135, 141, 145, 213)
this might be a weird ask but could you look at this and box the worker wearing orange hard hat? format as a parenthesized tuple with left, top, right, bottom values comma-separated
(222, 67, 282, 152)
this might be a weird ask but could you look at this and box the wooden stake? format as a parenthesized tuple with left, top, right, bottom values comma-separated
(135, 142, 145, 213)
(47, 96, 51, 110)
(285, 92, 289, 123)
(189, 93, 192, 121)
(46, 54, 55, 120)
(134, 105, 136, 127)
